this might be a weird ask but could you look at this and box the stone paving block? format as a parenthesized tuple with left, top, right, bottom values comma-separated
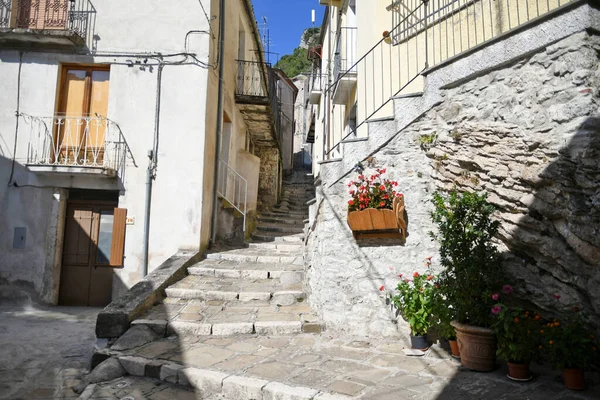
(178, 368, 228, 395)
(130, 319, 168, 336)
(255, 321, 302, 335)
(206, 290, 239, 301)
(246, 362, 298, 381)
(313, 393, 354, 400)
(160, 363, 184, 384)
(302, 323, 323, 333)
(226, 338, 261, 353)
(271, 291, 304, 306)
(215, 355, 262, 371)
(222, 375, 269, 400)
(182, 346, 234, 368)
(288, 368, 338, 390)
(279, 271, 303, 285)
(144, 360, 163, 379)
(168, 321, 212, 336)
(119, 356, 149, 377)
(243, 270, 270, 279)
(214, 269, 243, 278)
(327, 380, 366, 396)
(212, 322, 255, 336)
(262, 382, 319, 400)
(240, 292, 272, 302)
(188, 267, 215, 276)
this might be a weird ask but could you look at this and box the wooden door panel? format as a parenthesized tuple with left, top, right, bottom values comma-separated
(59, 206, 94, 306)
(88, 265, 113, 307)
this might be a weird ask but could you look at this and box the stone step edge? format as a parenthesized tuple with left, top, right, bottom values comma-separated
(188, 266, 304, 280)
(205, 253, 303, 264)
(164, 288, 306, 302)
(130, 318, 324, 337)
(102, 354, 346, 400)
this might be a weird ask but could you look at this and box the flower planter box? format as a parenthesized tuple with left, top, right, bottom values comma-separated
(347, 196, 407, 239)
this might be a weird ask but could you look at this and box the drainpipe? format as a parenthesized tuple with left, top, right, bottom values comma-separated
(142, 63, 164, 277)
(325, 6, 332, 160)
(210, 0, 226, 246)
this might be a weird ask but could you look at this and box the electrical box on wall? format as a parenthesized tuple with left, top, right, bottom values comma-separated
(13, 227, 26, 249)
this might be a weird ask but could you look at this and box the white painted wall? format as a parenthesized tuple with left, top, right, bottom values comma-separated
(0, 0, 213, 301)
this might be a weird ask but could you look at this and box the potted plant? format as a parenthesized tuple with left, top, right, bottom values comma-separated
(390, 267, 435, 350)
(346, 166, 407, 239)
(431, 282, 459, 358)
(542, 313, 598, 390)
(430, 189, 504, 371)
(491, 296, 543, 381)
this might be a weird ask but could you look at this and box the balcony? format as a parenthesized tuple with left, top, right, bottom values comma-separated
(332, 27, 357, 105)
(235, 60, 280, 147)
(21, 114, 131, 178)
(309, 74, 325, 105)
(0, 0, 95, 50)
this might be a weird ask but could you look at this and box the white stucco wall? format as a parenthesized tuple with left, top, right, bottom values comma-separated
(0, 0, 213, 301)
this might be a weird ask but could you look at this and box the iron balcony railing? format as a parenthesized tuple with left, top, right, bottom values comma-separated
(217, 159, 248, 231)
(0, 0, 95, 41)
(324, 0, 576, 157)
(20, 114, 133, 177)
(333, 27, 358, 80)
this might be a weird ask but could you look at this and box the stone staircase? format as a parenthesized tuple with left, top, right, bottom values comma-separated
(129, 172, 322, 338)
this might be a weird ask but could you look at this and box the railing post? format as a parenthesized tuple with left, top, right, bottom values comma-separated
(423, 0, 429, 70)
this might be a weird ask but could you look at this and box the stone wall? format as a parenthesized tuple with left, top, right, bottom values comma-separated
(306, 31, 600, 336)
(306, 119, 439, 338)
(423, 31, 600, 325)
(255, 146, 281, 208)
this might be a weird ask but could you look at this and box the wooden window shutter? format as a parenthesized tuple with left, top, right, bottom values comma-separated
(110, 208, 127, 267)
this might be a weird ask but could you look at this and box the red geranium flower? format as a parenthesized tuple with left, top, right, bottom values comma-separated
(379, 185, 386, 191)
(427, 275, 434, 281)
(379, 285, 385, 291)
(348, 200, 354, 206)
(413, 272, 419, 278)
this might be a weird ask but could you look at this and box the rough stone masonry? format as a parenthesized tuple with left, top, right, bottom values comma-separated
(307, 30, 600, 336)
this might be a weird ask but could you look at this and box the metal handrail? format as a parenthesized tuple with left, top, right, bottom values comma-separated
(324, 0, 576, 157)
(217, 159, 248, 231)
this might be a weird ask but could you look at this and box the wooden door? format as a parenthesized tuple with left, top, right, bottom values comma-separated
(59, 202, 126, 307)
(56, 66, 110, 165)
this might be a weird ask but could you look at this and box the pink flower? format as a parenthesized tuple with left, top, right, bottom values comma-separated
(389, 267, 394, 271)
(379, 285, 385, 291)
(358, 175, 364, 180)
(413, 272, 420, 278)
(398, 273, 403, 278)
(491, 305, 502, 315)
(404, 279, 410, 283)
(348, 200, 354, 206)
(381, 168, 386, 174)
(502, 284, 513, 294)
(427, 275, 434, 281)
(491, 293, 499, 301)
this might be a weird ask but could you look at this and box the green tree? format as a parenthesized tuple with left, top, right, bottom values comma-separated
(275, 27, 321, 78)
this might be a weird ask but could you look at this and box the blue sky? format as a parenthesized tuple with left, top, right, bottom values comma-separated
(251, 0, 325, 64)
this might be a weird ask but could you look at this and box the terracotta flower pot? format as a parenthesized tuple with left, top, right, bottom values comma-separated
(451, 321, 497, 372)
(507, 361, 531, 381)
(562, 368, 585, 390)
(449, 339, 461, 359)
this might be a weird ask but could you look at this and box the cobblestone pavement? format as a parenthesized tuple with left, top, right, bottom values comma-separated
(0, 303, 99, 399)
(95, 331, 600, 399)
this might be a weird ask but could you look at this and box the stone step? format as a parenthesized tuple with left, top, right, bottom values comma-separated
(246, 241, 303, 251)
(259, 212, 306, 220)
(255, 223, 304, 234)
(188, 261, 304, 280)
(251, 231, 304, 242)
(257, 215, 305, 226)
(267, 208, 308, 217)
(165, 275, 305, 302)
(134, 299, 322, 337)
(205, 248, 303, 264)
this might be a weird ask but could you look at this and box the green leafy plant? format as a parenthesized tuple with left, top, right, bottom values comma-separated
(430, 189, 504, 327)
(542, 307, 598, 369)
(491, 292, 543, 363)
(390, 265, 435, 336)
(431, 281, 456, 340)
